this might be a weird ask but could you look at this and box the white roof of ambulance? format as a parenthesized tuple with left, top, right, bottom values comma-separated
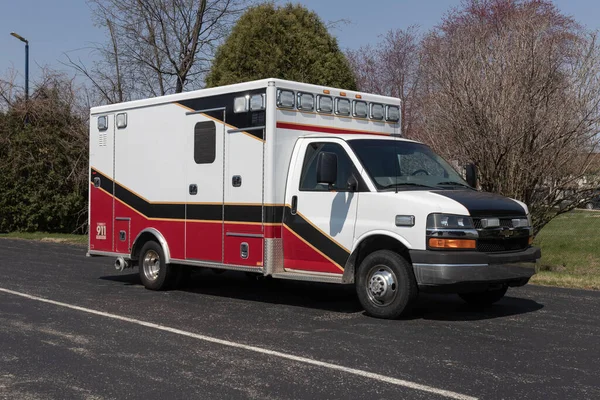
(90, 78, 400, 115)
(300, 133, 419, 144)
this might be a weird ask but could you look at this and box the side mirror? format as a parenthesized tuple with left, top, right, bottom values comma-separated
(317, 152, 337, 185)
(465, 163, 478, 188)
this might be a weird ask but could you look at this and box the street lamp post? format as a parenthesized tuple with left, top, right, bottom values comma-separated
(10, 32, 29, 102)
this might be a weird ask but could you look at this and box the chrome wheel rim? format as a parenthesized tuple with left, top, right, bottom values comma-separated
(142, 250, 160, 281)
(366, 265, 398, 307)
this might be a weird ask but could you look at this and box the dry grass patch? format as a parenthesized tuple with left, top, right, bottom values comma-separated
(0, 232, 87, 246)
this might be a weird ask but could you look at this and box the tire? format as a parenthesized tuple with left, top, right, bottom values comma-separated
(458, 286, 508, 306)
(356, 250, 418, 319)
(138, 241, 177, 290)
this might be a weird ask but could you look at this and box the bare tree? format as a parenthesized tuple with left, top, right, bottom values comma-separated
(346, 45, 384, 94)
(418, 0, 600, 232)
(346, 26, 421, 136)
(0, 68, 20, 110)
(67, 0, 245, 104)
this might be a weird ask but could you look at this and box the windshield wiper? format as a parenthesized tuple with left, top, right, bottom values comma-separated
(381, 182, 437, 190)
(436, 181, 473, 189)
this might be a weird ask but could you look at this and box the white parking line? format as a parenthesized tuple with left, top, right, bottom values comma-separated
(0, 287, 477, 400)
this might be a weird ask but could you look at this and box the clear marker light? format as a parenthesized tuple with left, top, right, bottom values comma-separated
(395, 215, 415, 227)
(481, 218, 500, 228)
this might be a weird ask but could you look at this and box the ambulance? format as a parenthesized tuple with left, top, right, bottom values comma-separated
(88, 78, 540, 319)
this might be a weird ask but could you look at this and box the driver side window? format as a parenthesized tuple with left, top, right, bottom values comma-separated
(299, 142, 356, 191)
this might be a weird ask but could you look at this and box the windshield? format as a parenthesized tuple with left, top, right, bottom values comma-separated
(347, 139, 470, 191)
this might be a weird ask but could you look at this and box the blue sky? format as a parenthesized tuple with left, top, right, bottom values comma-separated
(1, 0, 599, 88)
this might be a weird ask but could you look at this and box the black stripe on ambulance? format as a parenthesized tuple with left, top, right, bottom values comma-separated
(92, 168, 283, 224)
(283, 206, 350, 270)
(176, 88, 267, 141)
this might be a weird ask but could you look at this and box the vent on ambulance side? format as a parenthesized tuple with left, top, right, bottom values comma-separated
(99, 133, 108, 147)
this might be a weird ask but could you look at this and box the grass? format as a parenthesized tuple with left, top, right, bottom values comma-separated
(0, 232, 88, 246)
(532, 210, 600, 290)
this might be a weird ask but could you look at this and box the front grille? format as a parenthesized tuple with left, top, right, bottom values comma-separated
(477, 237, 529, 252)
(473, 216, 530, 253)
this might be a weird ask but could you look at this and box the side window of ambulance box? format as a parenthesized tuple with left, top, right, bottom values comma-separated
(299, 142, 356, 191)
(194, 121, 216, 164)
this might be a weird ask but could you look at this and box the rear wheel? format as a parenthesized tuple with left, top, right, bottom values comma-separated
(356, 250, 418, 319)
(139, 241, 177, 290)
(458, 286, 508, 305)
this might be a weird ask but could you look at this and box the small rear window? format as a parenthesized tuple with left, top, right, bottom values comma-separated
(194, 121, 216, 164)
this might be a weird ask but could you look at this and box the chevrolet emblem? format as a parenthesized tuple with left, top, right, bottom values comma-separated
(500, 228, 514, 238)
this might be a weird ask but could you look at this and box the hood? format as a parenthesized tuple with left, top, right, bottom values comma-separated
(373, 190, 470, 216)
(430, 190, 527, 217)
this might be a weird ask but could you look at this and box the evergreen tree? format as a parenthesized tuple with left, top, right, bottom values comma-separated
(206, 3, 356, 89)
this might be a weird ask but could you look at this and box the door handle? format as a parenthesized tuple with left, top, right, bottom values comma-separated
(189, 184, 198, 195)
(291, 195, 298, 215)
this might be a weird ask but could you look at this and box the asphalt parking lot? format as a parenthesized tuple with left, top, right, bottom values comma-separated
(0, 239, 599, 400)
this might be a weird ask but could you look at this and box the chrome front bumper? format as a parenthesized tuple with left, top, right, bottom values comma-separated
(409, 247, 540, 287)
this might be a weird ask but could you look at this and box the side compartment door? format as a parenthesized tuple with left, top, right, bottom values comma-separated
(89, 114, 115, 253)
(185, 118, 224, 262)
(283, 140, 361, 274)
(223, 127, 265, 267)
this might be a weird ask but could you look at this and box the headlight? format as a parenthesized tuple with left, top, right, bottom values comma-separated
(511, 218, 529, 228)
(427, 214, 474, 229)
(426, 213, 477, 250)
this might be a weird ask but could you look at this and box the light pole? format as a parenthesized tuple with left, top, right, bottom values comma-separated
(10, 32, 29, 102)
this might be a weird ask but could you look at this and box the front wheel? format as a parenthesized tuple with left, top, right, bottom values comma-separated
(356, 250, 418, 319)
(458, 286, 508, 305)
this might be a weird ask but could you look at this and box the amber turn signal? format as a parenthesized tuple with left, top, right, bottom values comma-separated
(428, 238, 476, 249)
(528, 236, 534, 245)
